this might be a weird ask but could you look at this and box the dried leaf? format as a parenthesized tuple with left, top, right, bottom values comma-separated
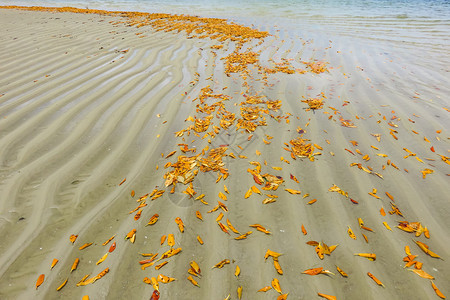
(354, 253, 376, 261)
(212, 259, 230, 269)
(71, 258, 80, 272)
(408, 269, 434, 279)
(187, 275, 199, 287)
(197, 235, 204, 245)
(431, 281, 446, 299)
(285, 188, 301, 195)
(102, 235, 116, 246)
(79, 243, 93, 250)
(69, 234, 78, 244)
(96, 253, 108, 265)
(272, 278, 282, 294)
(235, 265, 241, 277)
(50, 259, 58, 270)
(302, 267, 323, 275)
(348, 226, 356, 239)
(301, 224, 307, 235)
(277, 294, 289, 300)
(155, 261, 168, 270)
(147, 214, 159, 226)
(175, 217, 184, 233)
(56, 278, 68, 291)
(265, 249, 282, 260)
(307, 199, 317, 205)
(226, 218, 240, 234)
(415, 240, 440, 258)
(274, 258, 283, 275)
(244, 188, 253, 199)
(367, 272, 384, 287)
(258, 286, 272, 292)
(383, 222, 392, 231)
(36, 274, 45, 289)
(336, 266, 348, 277)
(168, 234, 175, 247)
(318, 293, 337, 300)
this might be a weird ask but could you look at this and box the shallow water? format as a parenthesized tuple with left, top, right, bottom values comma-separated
(2, 1, 449, 57)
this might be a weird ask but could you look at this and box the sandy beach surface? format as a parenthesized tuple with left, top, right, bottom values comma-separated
(0, 6, 449, 300)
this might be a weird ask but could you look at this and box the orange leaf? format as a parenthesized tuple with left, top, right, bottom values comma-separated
(79, 243, 93, 250)
(431, 281, 446, 299)
(109, 242, 116, 253)
(56, 278, 68, 291)
(301, 224, 307, 235)
(408, 269, 434, 279)
(187, 276, 199, 287)
(367, 272, 384, 287)
(36, 274, 45, 289)
(175, 217, 184, 233)
(69, 234, 78, 244)
(336, 266, 348, 277)
(50, 259, 58, 270)
(71, 258, 80, 272)
(318, 293, 337, 300)
(285, 188, 301, 195)
(302, 267, 323, 275)
(307, 199, 317, 205)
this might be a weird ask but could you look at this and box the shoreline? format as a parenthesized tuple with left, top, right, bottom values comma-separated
(0, 6, 449, 300)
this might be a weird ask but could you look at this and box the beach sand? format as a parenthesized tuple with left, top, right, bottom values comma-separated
(0, 7, 449, 300)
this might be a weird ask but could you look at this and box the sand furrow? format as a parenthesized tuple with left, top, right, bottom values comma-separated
(0, 7, 448, 300)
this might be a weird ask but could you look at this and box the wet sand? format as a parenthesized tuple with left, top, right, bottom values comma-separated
(0, 7, 449, 300)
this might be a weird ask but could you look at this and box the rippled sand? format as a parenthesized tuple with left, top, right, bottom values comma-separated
(0, 7, 449, 300)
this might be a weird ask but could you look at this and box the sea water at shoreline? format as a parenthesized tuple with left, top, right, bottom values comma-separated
(1, 1, 448, 85)
(1, 0, 449, 51)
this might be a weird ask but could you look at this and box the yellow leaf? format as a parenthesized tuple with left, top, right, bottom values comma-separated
(285, 188, 301, 195)
(251, 185, 261, 194)
(235, 265, 240, 277)
(354, 253, 376, 261)
(271, 278, 282, 294)
(244, 188, 253, 199)
(187, 275, 199, 287)
(96, 253, 108, 265)
(56, 278, 68, 291)
(336, 266, 348, 277)
(218, 191, 227, 201)
(348, 226, 356, 239)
